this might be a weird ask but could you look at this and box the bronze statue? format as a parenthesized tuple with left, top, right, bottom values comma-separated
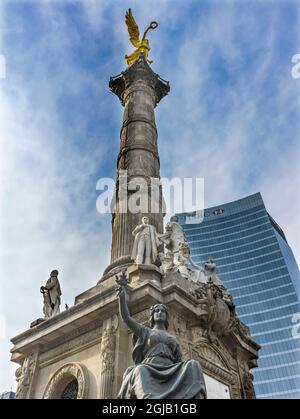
(116, 272, 207, 399)
(125, 8, 158, 66)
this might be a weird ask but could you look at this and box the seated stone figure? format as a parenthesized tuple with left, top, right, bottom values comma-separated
(116, 274, 207, 399)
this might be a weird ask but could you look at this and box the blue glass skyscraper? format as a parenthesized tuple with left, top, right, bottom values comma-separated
(177, 193, 300, 399)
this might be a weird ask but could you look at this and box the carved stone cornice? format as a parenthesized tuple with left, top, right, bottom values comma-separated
(109, 54, 170, 106)
(39, 326, 102, 367)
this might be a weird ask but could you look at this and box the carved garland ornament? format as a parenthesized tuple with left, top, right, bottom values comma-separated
(192, 343, 236, 386)
(15, 354, 37, 399)
(43, 362, 89, 399)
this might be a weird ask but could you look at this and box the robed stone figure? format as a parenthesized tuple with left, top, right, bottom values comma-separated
(116, 273, 207, 399)
(131, 216, 160, 265)
(40, 269, 61, 318)
(162, 215, 188, 254)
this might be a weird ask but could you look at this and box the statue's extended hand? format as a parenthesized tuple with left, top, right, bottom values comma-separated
(116, 285, 126, 298)
(115, 270, 128, 298)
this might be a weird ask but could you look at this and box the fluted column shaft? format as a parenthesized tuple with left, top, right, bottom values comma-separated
(106, 55, 169, 272)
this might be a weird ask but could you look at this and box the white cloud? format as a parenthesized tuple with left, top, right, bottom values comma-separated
(0, 1, 113, 392)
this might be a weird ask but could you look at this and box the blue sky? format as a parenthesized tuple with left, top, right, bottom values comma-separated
(0, 0, 299, 392)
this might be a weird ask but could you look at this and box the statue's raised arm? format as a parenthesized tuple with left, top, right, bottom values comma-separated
(115, 273, 207, 399)
(115, 271, 143, 337)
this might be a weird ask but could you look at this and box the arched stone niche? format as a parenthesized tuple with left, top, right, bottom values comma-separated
(43, 362, 89, 399)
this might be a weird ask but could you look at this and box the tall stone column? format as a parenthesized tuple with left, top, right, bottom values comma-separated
(103, 54, 170, 277)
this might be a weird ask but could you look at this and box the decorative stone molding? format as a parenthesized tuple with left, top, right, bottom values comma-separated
(192, 347, 240, 398)
(109, 54, 170, 106)
(238, 360, 256, 399)
(43, 362, 89, 399)
(15, 353, 38, 399)
(39, 326, 102, 366)
(98, 315, 119, 399)
(172, 313, 187, 335)
(194, 341, 231, 370)
(101, 327, 117, 374)
(171, 314, 191, 360)
(192, 341, 237, 390)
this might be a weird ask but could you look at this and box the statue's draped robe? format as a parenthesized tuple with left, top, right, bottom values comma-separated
(117, 325, 206, 399)
(131, 224, 159, 263)
(45, 276, 61, 316)
(167, 221, 187, 253)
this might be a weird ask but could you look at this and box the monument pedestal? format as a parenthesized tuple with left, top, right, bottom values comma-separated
(11, 266, 259, 399)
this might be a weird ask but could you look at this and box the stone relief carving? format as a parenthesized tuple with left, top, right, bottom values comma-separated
(159, 216, 206, 283)
(191, 342, 237, 393)
(193, 342, 229, 370)
(159, 228, 229, 295)
(39, 326, 102, 366)
(159, 215, 188, 255)
(99, 315, 119, 399)
(101, 326, 117, 374)
(43, 362, 89, 399)
(203, 259, 224, 287)
(204, 280, 237, 342)
(172, 314, 191, 360)
(233, 319, 252, 341)
(174, 242, 205, 283)
(243, 370, 256, 399)
(190, 325, 207, 342)
(159, 219, 229, 288)
(15, 354, 37, 399)
(159, 251, 174, 275)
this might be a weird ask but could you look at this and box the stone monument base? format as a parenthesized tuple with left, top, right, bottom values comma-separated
(11, 265, 259, 399)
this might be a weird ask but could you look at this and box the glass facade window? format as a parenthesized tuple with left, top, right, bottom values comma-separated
(178, 193, 300, 399)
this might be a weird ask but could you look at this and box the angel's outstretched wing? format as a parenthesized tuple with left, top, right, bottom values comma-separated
(125, 8, 140, 48)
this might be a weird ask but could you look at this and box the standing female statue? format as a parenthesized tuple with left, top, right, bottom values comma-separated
(116, 273, 207, 399)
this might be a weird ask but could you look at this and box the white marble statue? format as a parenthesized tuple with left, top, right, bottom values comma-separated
(131, 216, 160, 265)
(159, 251, 174, 275)
(203, 258, 224, 287)
(160, 215, 188, 254)
(174, 242, 206, 283)
(40, 270, 62, 318)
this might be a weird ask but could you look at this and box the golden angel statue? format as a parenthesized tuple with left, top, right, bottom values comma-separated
(125, 8, 158, 66)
